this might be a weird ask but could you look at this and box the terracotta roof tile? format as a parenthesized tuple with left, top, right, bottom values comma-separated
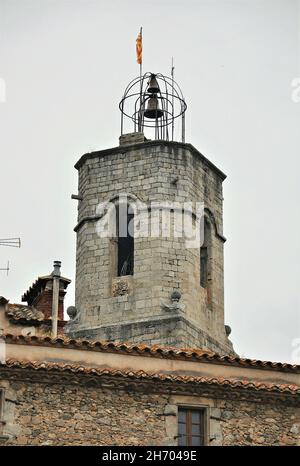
(2, 333, 300, 373)
(6, 304, 44, 322)
(1, 358, 299, 395)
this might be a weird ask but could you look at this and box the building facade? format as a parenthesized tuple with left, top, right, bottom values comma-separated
(0, 72, 299, 446)
(0, 335, 299, 446)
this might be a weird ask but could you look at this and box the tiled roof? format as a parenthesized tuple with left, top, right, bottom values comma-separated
(1, 358, 299, 395)
(6, 304, 44, 323)
(3, 334, 300, 373)
(4, 307, 66, 327)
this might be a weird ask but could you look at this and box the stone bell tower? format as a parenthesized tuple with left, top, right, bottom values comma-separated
(66, 72, 234, 356)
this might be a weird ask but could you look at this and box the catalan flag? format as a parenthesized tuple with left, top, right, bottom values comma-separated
(136, 29, 142, 65)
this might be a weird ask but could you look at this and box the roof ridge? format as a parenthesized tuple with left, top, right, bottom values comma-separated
(1, 358, 299, 395)
(2, 333, 300, 372)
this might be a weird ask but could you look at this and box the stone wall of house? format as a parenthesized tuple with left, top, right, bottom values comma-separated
(69, 138, 233, 355)
(219, 399, 299, 445)
(0, 377, 299, 446)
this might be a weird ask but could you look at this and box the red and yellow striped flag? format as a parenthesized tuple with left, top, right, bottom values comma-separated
(136, 30, 142, 65)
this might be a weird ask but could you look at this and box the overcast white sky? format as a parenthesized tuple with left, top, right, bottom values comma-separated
(0, 0, 299, 363)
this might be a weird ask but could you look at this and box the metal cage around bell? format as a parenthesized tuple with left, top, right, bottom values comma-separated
(119, 72, 187, 142)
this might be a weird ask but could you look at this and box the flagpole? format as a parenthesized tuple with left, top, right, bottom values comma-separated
(140, 27, 143, 80)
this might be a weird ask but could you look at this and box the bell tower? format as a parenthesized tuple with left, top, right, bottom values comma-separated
(66, 72, 235, 356)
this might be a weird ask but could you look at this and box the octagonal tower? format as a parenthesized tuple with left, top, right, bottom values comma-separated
(66, 72, 234, 356)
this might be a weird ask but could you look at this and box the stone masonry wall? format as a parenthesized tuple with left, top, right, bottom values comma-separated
(71, 315, 233, 355)
(0, 377, 299, 446)
(70, 140, 232, 354)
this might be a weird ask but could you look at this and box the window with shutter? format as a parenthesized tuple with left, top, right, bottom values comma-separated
(178, 408, 205, 446)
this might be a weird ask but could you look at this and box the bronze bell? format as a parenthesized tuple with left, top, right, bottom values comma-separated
(144, 96, 164, 119)
(147, 74, 160, 94)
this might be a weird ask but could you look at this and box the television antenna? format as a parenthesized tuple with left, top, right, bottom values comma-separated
(0, 261, 9, 275)
(0, 238, 21, 248)
(0, 237, 21, 275)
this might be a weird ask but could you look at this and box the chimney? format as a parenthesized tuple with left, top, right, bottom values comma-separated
(0, 297, 9, 335)
(22, 262, 71, 323)
(0, 296, 9, 309)
(51, 260, 61, 339)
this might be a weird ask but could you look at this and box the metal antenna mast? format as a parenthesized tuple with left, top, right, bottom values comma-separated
(171, 57, 175, 141)
(0, 261, 9, 275)
(0, 237, 21, 275)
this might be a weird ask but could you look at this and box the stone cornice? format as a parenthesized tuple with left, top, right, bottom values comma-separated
(67, 314, 235, 357)
(74, 140, 227, 181)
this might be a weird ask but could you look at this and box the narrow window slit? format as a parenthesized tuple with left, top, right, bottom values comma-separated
(116, 203, 134, 277)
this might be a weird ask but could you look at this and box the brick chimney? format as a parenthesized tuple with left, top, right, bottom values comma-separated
(22, 263, 71, 320)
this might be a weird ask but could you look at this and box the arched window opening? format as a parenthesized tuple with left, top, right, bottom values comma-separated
(200, 217, 211, 289)
(200, 247, 208, 288)
(116, 203, 134, 276)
